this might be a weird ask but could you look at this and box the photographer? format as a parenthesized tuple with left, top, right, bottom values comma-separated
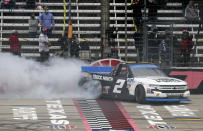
(180, 29, 194, 66)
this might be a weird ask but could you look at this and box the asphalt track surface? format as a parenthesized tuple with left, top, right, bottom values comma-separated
(0, 95, 202, 131)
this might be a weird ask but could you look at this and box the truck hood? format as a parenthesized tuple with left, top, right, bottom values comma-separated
(135, 76, 187, 85)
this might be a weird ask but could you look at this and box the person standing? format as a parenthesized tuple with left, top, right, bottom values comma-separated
(185, 0, 199, 23)
(198, 1, 203, 35)
(70, 36, 80, 58)
(130, 0, 144, 32)
(29, 13, 38, 38)
(9, 30, 21, 56)
(2, 0, 14, 10)
(181, 29, 194, 65)
(39, 28, 51, 62)
(38, 6, 55, 38)
(148, 0, 160, 21)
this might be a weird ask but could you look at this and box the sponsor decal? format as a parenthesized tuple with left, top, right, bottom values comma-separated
(12, 106, 37, 120)
(93, 74, 113, 81)
(166, 93, 183, 96)
(127, 78, 133, 83)
(103, 76, 113, 81)
(48, 125, 76, 129)
(155, 79, 181, 83)
(164, 105, 200, 120)
(137, 105, 175, 130)
(127, 78, 134, 89)
(146, 88, 151, 93)
(170, 71, 203, 89)
(113, 79, 126, 93)
(46, 100, 75, 129)
(103, 86, 111, 94)
(149, 125, 176, 129)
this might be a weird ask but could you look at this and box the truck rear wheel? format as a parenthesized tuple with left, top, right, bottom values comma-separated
(135, 86, 146, 104)
(80, 79, 102, 98)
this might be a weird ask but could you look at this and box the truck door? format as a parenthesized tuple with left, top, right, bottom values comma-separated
(111, 64, 129, 99)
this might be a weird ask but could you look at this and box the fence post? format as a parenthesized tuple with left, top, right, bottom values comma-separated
(0, 11, 3, 52)
(125, 0, 128, 61)
(170, 24, 174, 66)
(101, 0, 110, 58)
(142, 0, 148, 62)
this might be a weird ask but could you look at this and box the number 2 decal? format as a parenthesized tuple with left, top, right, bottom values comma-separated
(113, 79, 126, 93)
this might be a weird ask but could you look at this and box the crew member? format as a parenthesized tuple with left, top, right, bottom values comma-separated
(39, 28, 51, 62)
(9, 30, 21, 56)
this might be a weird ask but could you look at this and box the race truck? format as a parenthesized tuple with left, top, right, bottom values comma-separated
(80, 63, 190, 103)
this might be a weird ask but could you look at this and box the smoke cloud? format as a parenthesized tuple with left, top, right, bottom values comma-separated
(0, 53, 100, 99)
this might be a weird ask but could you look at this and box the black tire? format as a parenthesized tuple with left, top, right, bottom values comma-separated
(135, 85, 146, 104)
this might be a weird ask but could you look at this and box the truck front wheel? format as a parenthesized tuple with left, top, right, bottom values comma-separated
(135, 85, 146, 104)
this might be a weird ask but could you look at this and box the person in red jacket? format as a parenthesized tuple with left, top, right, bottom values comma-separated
(9, 30, 21, 56)
(181, 29, 194, 65)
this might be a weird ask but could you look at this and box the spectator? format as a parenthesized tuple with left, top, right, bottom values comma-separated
(1, 0, 12, 9)
(58, 33, 68, 52)
(130, 0, 144, 32)
(198, 1, 203, 35)
(26, 0, 35, 9)
(180, 29, 194, 65)
(9, 30, 21, 56)
(39, 28, 51, 62)
(70, 36, 80, 58)
(148, 0, 160, 21)
(162, 30, 180, 65)
(57, 33, 69, 58)
(185, 0, 199, 23)
(29, 13, 38, 38)
(159, 39, 167, 63)
(35, 4, 43, 10)
(38, 6, 55, 38)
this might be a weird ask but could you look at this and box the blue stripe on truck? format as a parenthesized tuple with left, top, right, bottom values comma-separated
(129, 64, 159, 69)
(146, 98, 190, 101)
(81, 66, 113, 74)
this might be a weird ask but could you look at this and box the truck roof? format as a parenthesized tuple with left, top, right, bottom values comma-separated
(128, 64, 160, 69)
(81, 64, 160, 74)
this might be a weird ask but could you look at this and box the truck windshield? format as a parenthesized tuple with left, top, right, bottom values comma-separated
(131, 68, 167, 77)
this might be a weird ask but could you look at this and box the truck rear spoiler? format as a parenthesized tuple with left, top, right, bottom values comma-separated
(81, 66, 114, 74)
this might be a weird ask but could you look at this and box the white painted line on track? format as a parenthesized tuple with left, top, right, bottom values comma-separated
(12, 106, 38, 120)
(164, 105, 200, 120)
(137, 105, 176, 130)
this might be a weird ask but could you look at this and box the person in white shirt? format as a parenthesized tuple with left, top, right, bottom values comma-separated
(39, 28, 51, 62)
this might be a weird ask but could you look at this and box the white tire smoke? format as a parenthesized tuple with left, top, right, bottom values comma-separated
(0, 53, 100, 99)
